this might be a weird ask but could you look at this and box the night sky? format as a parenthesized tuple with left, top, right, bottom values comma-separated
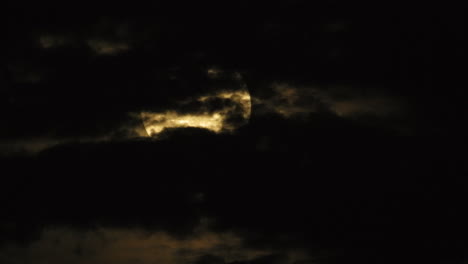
(3, 2, 468, 264)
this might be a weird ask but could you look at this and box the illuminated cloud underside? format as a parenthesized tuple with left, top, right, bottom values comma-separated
(141, 89, 251, 136)
(0, 227, 279, 264)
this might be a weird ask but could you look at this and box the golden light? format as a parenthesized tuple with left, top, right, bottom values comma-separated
(141, 83, 251, 137)
(141, 111, 225, 135)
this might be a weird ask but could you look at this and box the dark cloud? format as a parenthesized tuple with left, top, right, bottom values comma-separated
(5, 1, 466, 143)
(195, 254, 226, 264)
(251, 82, 412, 135)
(228, 254, 289, 264)
(3, 2, 467, 264)
(2, 127, 467, 245)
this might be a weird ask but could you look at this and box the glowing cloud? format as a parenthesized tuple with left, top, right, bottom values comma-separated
(141, 89, 251, 137)
(141, 111, 225, 135)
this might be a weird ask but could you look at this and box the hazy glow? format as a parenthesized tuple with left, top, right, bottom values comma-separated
(0, 227, 277, 264)
(206, 67, 222, 78)
(253, 83, 316, 118)
(254, 83, 405, 119)
(87, 39, 129, 55)
(198, 90, 252, 119)
(142, 89, 251, 136)
(39, 35, 66, 49)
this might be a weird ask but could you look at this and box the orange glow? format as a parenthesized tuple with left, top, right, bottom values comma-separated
(0, 227, 280, 264)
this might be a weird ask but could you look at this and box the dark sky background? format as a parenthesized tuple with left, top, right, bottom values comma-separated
(2, 1, 468, 264)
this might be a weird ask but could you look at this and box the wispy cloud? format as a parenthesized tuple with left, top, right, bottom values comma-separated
(254, 82, 407, 119)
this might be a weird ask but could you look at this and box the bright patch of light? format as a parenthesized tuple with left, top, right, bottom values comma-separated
(141, 112, 225, 136)
(141, 89, 251, 136)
